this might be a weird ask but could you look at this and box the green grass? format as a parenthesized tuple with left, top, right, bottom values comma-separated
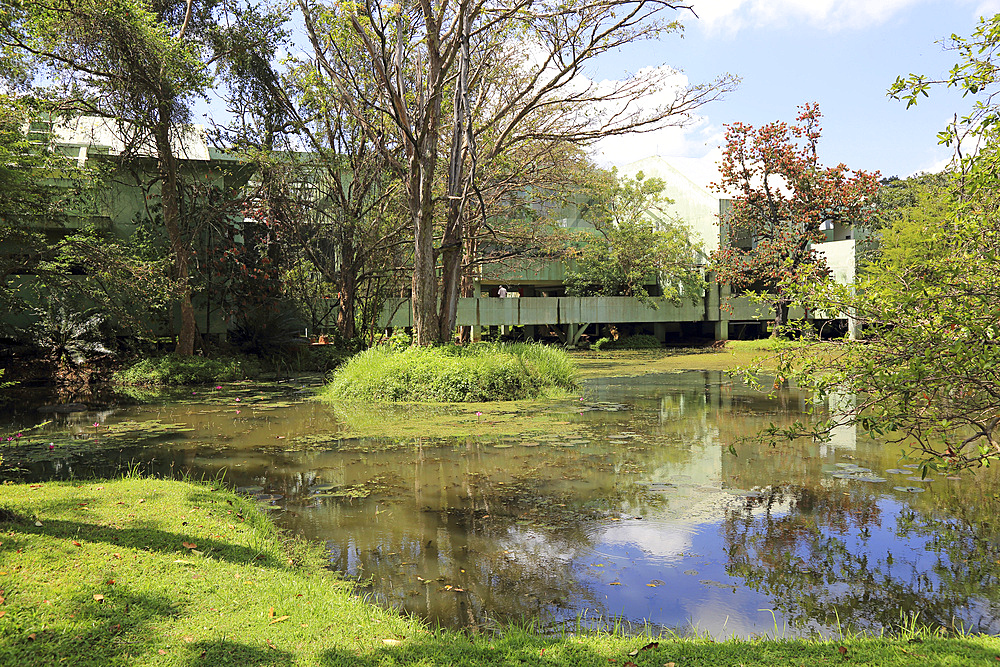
(592, 334, 662, 351)
(321, 342, 578, 402)
(113, 355, 263, 386)
(1, 477, 999, 665)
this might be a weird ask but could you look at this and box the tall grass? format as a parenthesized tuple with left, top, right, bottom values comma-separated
(113, 354, 262, 386)
(321, 342, 578, 402)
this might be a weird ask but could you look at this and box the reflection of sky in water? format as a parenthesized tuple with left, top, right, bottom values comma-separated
(6, 371, 1000, 637)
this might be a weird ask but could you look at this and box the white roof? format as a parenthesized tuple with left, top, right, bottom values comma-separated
(53, 116, 212, 161)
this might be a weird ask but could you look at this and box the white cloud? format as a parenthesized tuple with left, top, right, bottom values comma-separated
(587, 66, 725, 167)
(689, 0, 925, 34)
(688, 0, 1000, 34)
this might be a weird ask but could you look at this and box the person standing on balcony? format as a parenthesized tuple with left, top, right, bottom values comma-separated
(498, 285, 508, 298)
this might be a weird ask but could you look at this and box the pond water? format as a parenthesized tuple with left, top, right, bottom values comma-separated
(2, 371, 1000, 638)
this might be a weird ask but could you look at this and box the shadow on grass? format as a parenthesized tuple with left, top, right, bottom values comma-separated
(0, 586, 178, 667)
(1, 517, 281, 568)
(183, 639, 294, 666)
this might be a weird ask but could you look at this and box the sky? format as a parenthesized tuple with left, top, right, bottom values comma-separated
(589, 0, 1000, 182)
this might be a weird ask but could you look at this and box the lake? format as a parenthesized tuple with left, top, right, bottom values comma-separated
(2, 369, 997, 638)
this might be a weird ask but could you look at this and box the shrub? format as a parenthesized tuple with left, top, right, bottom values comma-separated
(113, 354, 262, 386)
(593, 334, 662, 351)
(321, 342, 577, 402)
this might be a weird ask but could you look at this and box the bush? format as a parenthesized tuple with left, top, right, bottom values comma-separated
(321, 342, 577, 402)
(113, 354, 262, 386)
(593, 334, 662, 351)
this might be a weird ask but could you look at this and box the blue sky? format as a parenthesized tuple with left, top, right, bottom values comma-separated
(590, 0, 1000, 180)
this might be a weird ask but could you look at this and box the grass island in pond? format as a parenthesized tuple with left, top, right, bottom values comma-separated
(320, 342, 578, 403)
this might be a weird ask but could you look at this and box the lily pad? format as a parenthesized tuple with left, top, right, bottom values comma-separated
(906, 477, 933, 483)
(725, 489, 763, 497)
(852, 475, 887, 483)
(893, 486, 926, 493)
(309, 483, 337, 492)
(885, 469, 910, 474)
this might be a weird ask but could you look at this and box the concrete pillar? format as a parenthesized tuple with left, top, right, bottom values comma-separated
(714, 319, 729, 341)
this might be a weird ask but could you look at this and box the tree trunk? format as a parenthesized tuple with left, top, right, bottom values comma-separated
(437, 17, 472, 344)
(411, 152, 440, 345)
(456, 233, 479, 344)
(337, 237, 358, 340)
(772, 295, 789, 337)
(153, 115, 197, 356)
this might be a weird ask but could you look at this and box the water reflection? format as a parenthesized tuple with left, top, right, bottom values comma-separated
(2, 371, 999, 637)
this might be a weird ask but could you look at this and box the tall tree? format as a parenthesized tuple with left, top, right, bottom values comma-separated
(299, 0, 737, 344)
(709, 103, 880, 332)
(2, 0, 284, 355)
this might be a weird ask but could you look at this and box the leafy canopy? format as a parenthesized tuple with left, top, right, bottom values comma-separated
(564, 169, 704, 306)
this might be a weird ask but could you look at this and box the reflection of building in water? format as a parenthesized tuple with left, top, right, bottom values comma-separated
(821, 388, 857, 455)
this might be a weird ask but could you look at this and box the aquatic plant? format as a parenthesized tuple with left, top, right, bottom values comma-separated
(593, 334, 661, 351)
(112, 354, 261, 386)
(321, 342, 578, 402)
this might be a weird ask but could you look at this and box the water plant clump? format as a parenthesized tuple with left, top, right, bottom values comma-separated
(113, 354, 262, 386)
(321, 342, 578, 402)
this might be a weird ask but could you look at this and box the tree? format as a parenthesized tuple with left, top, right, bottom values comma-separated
(564, 169, 704, 304)
(298, 0, 737, 344)
(748, 16, 1000, 469)
(709, 104, 880, 333)
(2, 0, 285, 355)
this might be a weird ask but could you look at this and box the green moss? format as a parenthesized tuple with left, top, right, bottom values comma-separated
(113, 354, 263, 386)
(321, 342, 578, 403)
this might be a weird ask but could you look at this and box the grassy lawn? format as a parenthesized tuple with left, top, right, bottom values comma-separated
(0, 477, 998, 666)
(571, 341, 788, 378)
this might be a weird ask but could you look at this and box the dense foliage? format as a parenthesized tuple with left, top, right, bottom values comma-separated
(113, 354, 260, 386)
(710, 104, 880, 330)
(756, 15, 1000, 469)
(592, 334, 662, 351)
(565, 170, 705, 305)
(322, 342, 577, 402)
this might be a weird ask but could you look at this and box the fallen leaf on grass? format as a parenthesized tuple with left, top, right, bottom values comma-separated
(182, 542, 197, 549)
(0, 611, 6, 618)
(72, 541, 82, 547)
(665, 663, 676, 667)
(628, 642, 659, 656)
(93, 594, 105, 603)
(268, 616, 289, 625)
(838, 646, 847, 655)
(27, 633, 35, 641)
(158, 649, 167, 655)
(268, 607, 274, 619)
(381, 639, 403, 646)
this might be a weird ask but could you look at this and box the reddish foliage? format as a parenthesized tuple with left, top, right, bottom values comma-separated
(710, 104, 880, 300)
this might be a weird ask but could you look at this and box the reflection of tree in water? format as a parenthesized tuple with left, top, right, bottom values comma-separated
(723, 484, 1000, 633)
(323, 468, 656, 631)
